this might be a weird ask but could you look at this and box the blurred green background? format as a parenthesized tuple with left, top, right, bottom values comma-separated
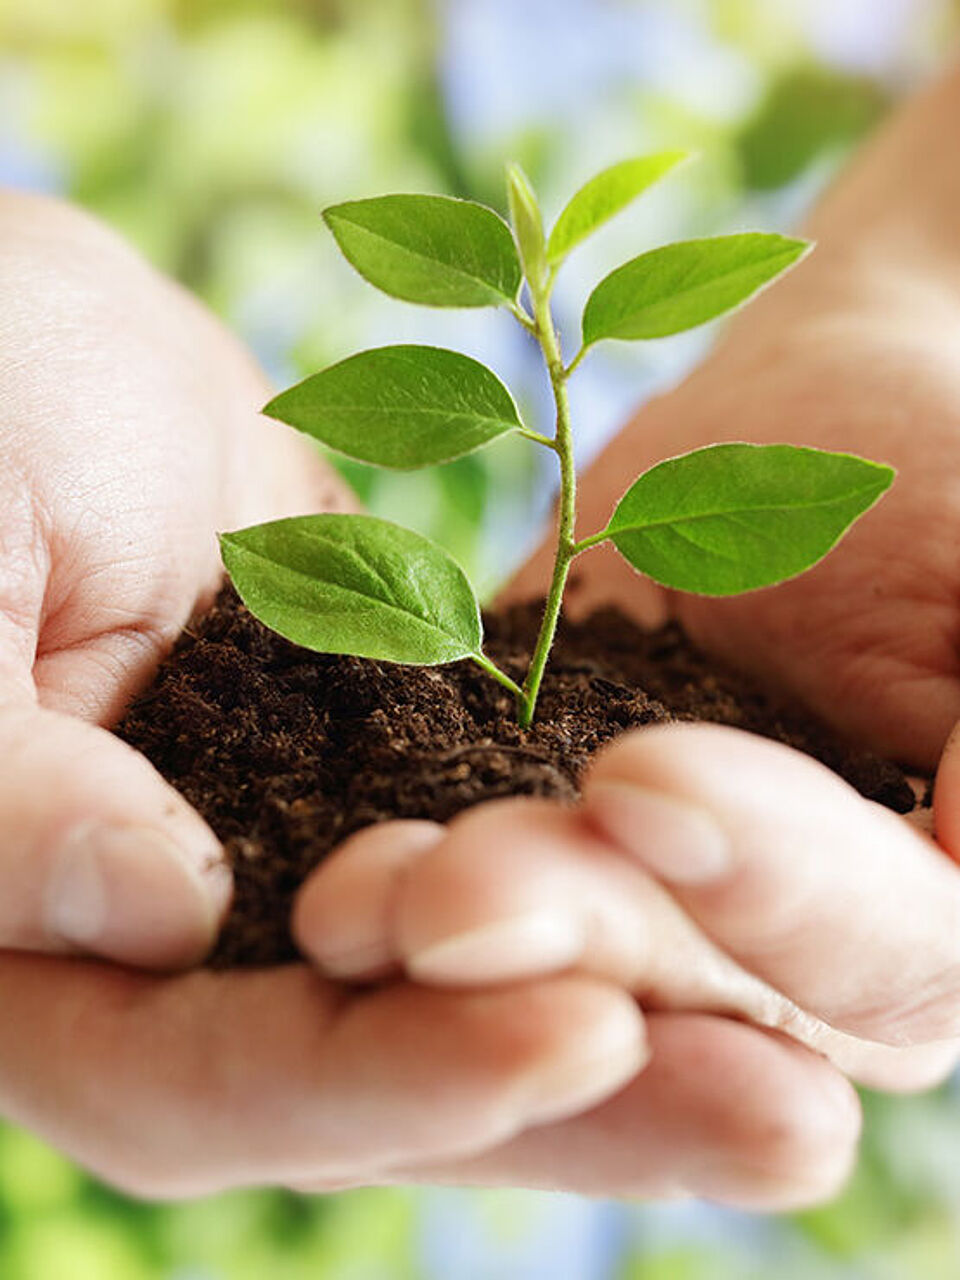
(2, 1, 960, 1276)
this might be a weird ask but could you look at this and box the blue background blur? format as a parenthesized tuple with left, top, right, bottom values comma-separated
(2, 2, 960, 1276)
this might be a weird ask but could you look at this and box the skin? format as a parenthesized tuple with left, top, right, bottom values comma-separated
(5, 62, 960, 1208)
(299, 60, 960, 1179)
(0, 189, 654, 1199)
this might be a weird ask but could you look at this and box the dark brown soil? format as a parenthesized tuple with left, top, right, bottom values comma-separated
(115, 586, 915, 967)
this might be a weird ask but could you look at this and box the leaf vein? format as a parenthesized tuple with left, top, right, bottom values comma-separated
(332, 219, 511, 300)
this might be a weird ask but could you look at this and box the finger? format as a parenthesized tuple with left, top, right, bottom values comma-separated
(0, 699, 230, 969)
(583, 723, 960, 1046)
(300, 800, 779, 1009)
(302, 1015, 862, 1212)
(293, 820, 445, 978)
(933, 719, 960, 857)
(0, 954, 646, 1198)
(844, 1037, 960, 1092)
(295, 803, 960, 1090)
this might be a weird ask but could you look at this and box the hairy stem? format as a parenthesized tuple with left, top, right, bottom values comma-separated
(517, 426, 559, 449)
(571, 529, 610, 555)
(517, 286, 578, 729)
(564, 345, 587, 379)
(472, 652, 524, 700)
(508, 298, 538, 334)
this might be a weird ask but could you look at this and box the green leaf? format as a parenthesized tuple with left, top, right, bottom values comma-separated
(547, 151, 688, 265)
(603, 443, 894, 596)
(264, 345, 522, 470)
(581, 233, 810, 346)
(506, 162, 547, 287)
(323, 194, 521, 307)
(221, 514, 482, 664)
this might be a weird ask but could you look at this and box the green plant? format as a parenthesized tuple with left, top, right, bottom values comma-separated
(221, 154, 893, 728)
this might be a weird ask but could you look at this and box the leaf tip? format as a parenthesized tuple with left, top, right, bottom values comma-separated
(261, 390, 285, 421)
(783, 234, 815, 264)
(663, 147, 697, 172)
(872, 460, 897, 491)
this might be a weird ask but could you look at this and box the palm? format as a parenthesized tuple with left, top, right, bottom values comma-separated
(0, 192, 346, 730)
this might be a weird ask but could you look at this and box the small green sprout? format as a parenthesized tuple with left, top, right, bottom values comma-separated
(221, 154, 894, 728)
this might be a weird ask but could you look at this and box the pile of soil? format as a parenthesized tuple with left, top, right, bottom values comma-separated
(115, 587, 915, 967)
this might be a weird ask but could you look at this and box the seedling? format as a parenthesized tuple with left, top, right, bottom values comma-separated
(222, 154, 893, 728)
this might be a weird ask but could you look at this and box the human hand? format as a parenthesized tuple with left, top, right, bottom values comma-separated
(293, 721, 960, 1205)
(297, 721, 960, 1076)
(4, 171, 952, 1209)
(0, 191, 870, 1210)
(0, 191, 652, 1202)
(278, 70, 960, 1204)
(0, 187, 359, 970)
(293, 87, 960, 1203)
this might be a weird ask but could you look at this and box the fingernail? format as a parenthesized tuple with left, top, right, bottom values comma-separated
(523, 1002, 648, 1126)
(317, 939, 396, 980)
(297, 819, 445, 979)
(44, 822, 231, 969)
(407, 911, 584, 985)
(586, 781, 731, 884)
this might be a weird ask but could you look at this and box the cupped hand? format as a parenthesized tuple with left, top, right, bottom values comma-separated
(0, 187, 355, 970)
(296, 724, 960, 1087)
(0, 189, 864, 1209)
(0, 194, 626, 1198)
(298, 716, 960, 1201)
(295, 144, 960, 1202)
(295, 276, 960, 1183)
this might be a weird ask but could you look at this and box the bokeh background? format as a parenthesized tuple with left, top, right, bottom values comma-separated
(2, 1, 960, 1275)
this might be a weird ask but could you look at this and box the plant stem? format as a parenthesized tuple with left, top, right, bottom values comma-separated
(570, 529, 610, 555)
(564, 345, 587, 379)
(517, 286, 578, 729)
(517, 426, 559, 450)
(472, 652, 524, 700)
(508, 298, 538, 334)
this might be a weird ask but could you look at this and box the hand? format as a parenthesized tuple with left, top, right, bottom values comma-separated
(502, 158, 960, 1076)
(0, 190, 864, 1209)
(293, 723, 960, 1204)
(0, 187, 354, 970)
(0, 193, 648, 1199)
(293, 82, 960, 1202)
(3, 174, 950, 1209)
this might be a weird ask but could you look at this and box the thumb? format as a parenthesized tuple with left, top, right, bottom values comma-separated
(0, 699, 230, 969)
